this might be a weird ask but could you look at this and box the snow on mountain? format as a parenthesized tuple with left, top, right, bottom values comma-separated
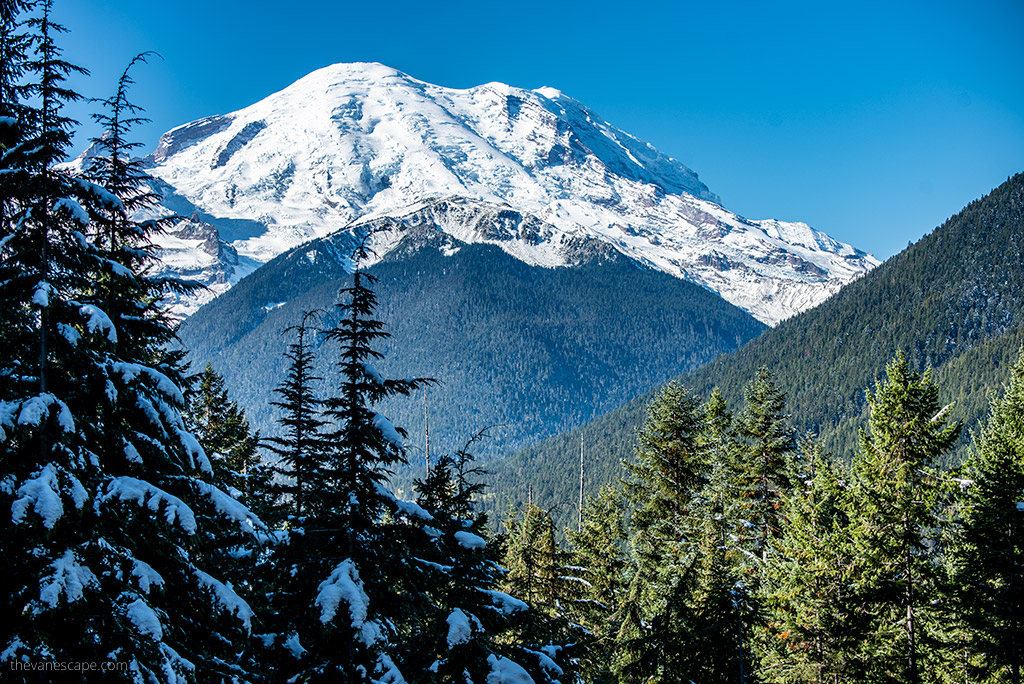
(142, 62, 878, 325)
(151, 214, 260, 316)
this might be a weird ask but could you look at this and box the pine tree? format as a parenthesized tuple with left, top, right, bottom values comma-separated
(845, 352, 960, 682)
(498, 500, 579, 683)
(732, 367, 797, 563)
(266, 237, 433, 682)
(1, 4, 267, 679)
(760, 435, 856, 683)
(696, 388, 752, 683)
(262, 310, 328, 526)
(949, 349, 1024, 683)
(408, 429, 573, 684)
(185, 362, 268, 516)
(614, 381, 725, 683)
(564, 483, 629, 684)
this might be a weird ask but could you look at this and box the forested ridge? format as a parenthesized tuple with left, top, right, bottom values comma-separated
(496, 172, 1024, 523)
(177, 213, 765, 464)
(2, 2, 1022, 683)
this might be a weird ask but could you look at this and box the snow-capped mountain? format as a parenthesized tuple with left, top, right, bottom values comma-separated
(143, 62, 878, 325)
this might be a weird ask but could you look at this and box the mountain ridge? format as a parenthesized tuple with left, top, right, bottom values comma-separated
(136, 61, 878, 324)
(178, 204, 768, 459)
(490, 173, 1024, 524)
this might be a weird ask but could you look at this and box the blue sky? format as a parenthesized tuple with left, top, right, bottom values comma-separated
(60, 0, 1023, 260)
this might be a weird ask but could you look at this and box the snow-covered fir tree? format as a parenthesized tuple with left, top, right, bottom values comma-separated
(262, 236, 435, 682)
(1, 5, 264, 679)
(409, 429, 575, 683)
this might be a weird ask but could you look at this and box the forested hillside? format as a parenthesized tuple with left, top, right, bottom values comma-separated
(495, 173, 1024, 521)
(178, 222, 766, 461)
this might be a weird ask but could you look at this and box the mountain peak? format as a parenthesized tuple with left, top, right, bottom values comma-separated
(142, 62, 878, 324)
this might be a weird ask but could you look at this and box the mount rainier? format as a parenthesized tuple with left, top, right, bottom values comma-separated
(137, 62, 878, 324)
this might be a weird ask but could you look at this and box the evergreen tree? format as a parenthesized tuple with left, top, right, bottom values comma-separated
(760, 435, 856, 683)
(266, 237, 433, 682)
(498, 501, 580, 683)
(614, 382, 727, 683)
(262, 310, 328, 525)
(409, 429, 573, 684)
(732, 367, 797, 563)
(564, 483, 629, 684)
(1, 5, 264, 679)
(697, 388, 752, 683)
(502, 503, 559, 613)
(949, 349, 1024, 683)
(185, 362, 269, 516)
(845, 352, 960, 682)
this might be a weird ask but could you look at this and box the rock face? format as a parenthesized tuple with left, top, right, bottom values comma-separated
(151, 214, 259, 316)
(142, 62, 878, 324)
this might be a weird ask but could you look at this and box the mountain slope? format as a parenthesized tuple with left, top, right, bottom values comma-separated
(177, 202, 767, 463)
(143, 62, 877, 324)
(493, 173, 1024, 520)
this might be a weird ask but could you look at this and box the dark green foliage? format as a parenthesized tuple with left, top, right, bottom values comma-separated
(501, 502, 572, 623)
(178, 224, 766, 470)
(1, 6, 262, 680)
(622, 382, 707, 582)
(613, 383, 749, 683)
(732, 367, 797, 563)
(949, 349, 1024, 683)
(263, 243, 434, 682)
(408, 430, 574, 684)
(185, 363, 266, 509)
(760, 436, 856, 683)
(260, 310, 328, 524)
(563, 484, 629, 683)
(845, 353, 960, 682)
(506, 174, 1024, 521)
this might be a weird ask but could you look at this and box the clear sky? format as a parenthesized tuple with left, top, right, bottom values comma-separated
(59, 0, 1023, 260)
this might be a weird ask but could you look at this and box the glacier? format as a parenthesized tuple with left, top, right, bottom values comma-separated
(140, 62, 878, 325)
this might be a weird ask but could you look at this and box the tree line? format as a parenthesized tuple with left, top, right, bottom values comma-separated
(507, 354, 1023, 683)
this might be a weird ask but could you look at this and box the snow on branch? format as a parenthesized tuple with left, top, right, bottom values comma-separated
(479, 589, 529, 615)
(0, 401, 16, 441)
(446, 608, 473, 648)
(316, 559, 383, 646)
(39, 550, 98, 608)
(486, 654, 536, 684)
(373, 481, 434, 522)
(374, 654, 406, 683)
(17, 393, 75, 433)
(32, 282, 51, 307)
(72, 177, 124, 212)
(99, 477, 197, 535)
(53, 197, 90, 226)
(193, 481, 266, 536)
(454, 530, 486, 550)
(109, 362, 186, 406)
(930, 403, 953, 423)
(126, 598, 163, 641)
(361, 362, 385, 384)
(194, 569, 254, 632)
(11, 464, 65, 529)
(523, 648, 564, 678)
(79, 304, 118, 343)
(372, 412, 405, 450)
(131, 558, 165, 594)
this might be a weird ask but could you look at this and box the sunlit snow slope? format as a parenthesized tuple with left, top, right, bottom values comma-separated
(144, 62, 878, 324)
